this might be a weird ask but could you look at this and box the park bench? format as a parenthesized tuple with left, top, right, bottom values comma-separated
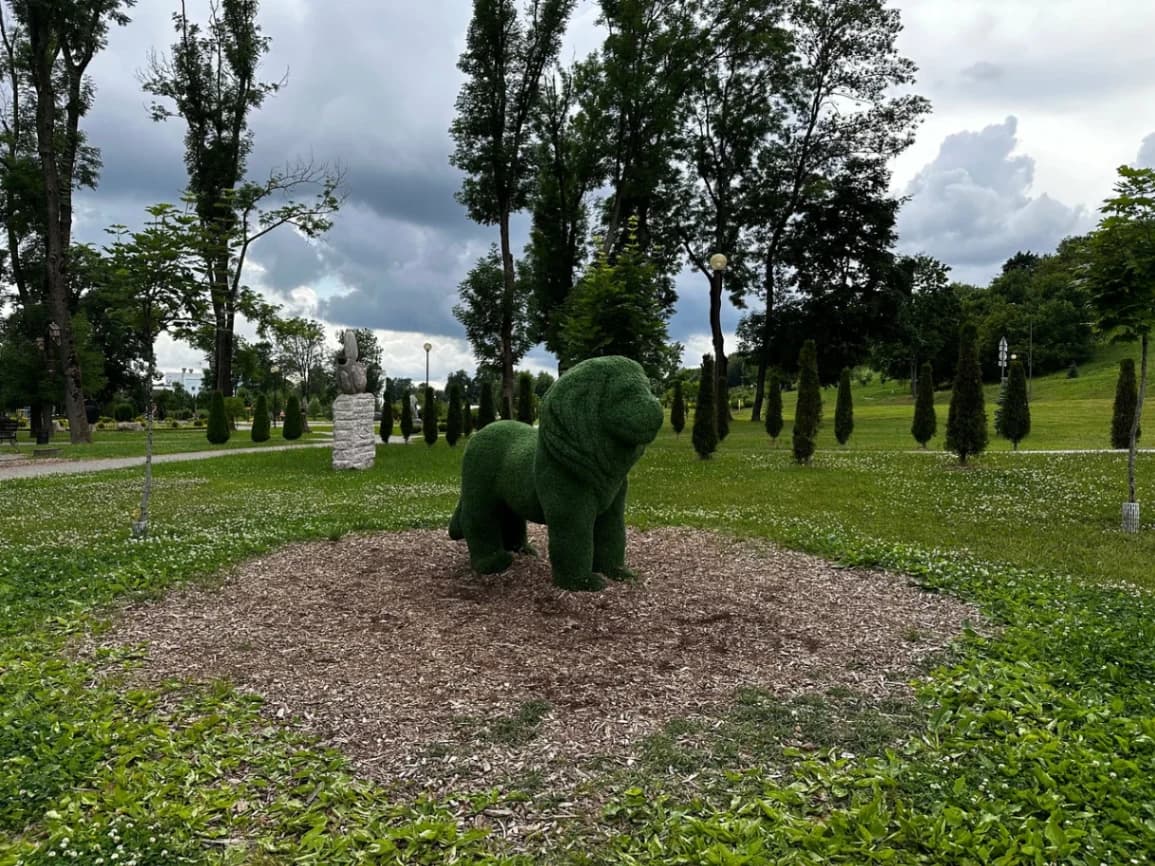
(0, 416, 18, 449)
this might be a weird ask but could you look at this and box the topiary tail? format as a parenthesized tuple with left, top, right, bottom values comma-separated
(448, 502, 464, 539)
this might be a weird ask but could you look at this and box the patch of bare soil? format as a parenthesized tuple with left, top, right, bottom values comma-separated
(91, 526, 978, 804)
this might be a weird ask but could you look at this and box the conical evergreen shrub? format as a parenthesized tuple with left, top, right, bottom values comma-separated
(692, 354, 718, 459)
(380, 400, 394, 443)
(463, 398, 474, 437)
(1112, 358, 1141, 449)
(251, 394, 270, 442)
(517, 371, 534, 424)
(282, 395, 303, 441)
(945, 324, 988, 464)
(911, 362, 936, 448)
(400, 392, 414, 442)
(834, 367, 854, 446)
(765, 371, 783, 444)
(792, 340, 821, 464)
(670, 380, 686, 435)
(423, 386, 439, 446)
(1000, 359, 1030, 450)
(446, 382, 463, 446)
(478, 380, 496, 429)
(206, 390, 230, 444)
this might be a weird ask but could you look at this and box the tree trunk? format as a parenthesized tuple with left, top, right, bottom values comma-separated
(213, 256, 236, 397)
(30, 31, 90, 444)
(1128, 332, 1148, 504)
(498, 212, 516, 419)
(135, 346, 157, 540)
(30, 400, 50, 444)
(751, 256, 777, 422)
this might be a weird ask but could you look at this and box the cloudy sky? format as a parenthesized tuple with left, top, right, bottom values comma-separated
(73, 0, 1155, 386)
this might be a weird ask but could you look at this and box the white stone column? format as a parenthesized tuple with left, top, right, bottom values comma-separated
(332, 393, 377, 470)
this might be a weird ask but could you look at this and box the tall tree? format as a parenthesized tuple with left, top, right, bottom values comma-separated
(143, 0, 341, 397)
(453, 245, 534, 376)
(945, 324, 988, 465)
(999, 358, 1030, 450)
(1085, 165, 1155, 511)
(6, 0, 134, 443)
(747, 0, 929, 421)
(792, 339, 821, 464)
(911, 361, 936, 448)
(1111, 358, 1141, 450)
(267, 317, 326, 404)
(450, 0, 575, 416)
(834, 367, 853, 446)
(691, 354, 717, 459)
(677, 0, 783, 413)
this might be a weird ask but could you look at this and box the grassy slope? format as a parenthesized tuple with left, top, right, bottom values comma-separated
(4, 426, 331, 460)
(2, 345, 1155, 863)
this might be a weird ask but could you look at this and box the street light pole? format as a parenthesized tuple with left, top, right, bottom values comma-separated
(270, 365, 280, 427)
(423, 342, 432, 395)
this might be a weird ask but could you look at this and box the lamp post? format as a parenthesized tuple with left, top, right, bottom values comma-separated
(708, 253, 728, 423)
(423, 342, 432, 394)
(270, 365, 280, 427)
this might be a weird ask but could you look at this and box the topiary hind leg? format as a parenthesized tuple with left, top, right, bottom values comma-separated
(592, 482, 631, 581)
(463, 503, 514, 574)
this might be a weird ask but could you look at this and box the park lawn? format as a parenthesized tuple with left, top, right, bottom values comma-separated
(2, 372, 1155, 861)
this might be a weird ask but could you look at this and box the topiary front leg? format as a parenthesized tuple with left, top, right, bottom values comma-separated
(592, 481, 631, 580)
(543, 498, 603, 592)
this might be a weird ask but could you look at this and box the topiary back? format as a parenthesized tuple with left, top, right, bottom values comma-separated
(792, 340, 821, 464)
(834, 367, 854, 446)
(251, 394, 270, 442)
(282, 395, 303, 441)
(206, 390, 230, 444)
(911, 362, 936, 448)
(446, 382, 463, 446)
(764, 371, 783, 442)
(692, 354, 718, 459)
(670, 379, 685, 435)
(423, 386, 439, 445)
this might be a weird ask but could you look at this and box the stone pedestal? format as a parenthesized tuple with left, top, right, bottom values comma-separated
(332, 393, 376, 470)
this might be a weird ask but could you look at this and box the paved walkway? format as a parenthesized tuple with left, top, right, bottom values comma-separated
(0, 441, 335, 480)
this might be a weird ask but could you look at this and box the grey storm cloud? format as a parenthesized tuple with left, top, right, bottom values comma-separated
(896, 116, 1090, 284)
(1137, 133, 1155, 169)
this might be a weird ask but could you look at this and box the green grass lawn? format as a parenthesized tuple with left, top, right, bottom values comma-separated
(2, 350, 1155, 863)
(3, 424, 331, 460)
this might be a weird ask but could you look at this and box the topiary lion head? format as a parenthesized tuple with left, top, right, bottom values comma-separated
(537, 356, 663, 492)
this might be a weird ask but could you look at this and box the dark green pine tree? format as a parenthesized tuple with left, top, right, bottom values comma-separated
(251, 393, 270, 442)
(400, 391, 414, 442)
(792, 340, 821, 464)
(717, 378, 730, 441)
(834, 367, 854, 446)
(282, 394, 303, 441)
(206, 390, 230, 444)
(423, 386, 439, 446)
(692, 354, 718, 459)
(446, 382, 463, 446)
(1000, 358, 1031, 450)
(462, 397, 474, 438)
(670, 379, 686, 435)
(764, 371, 783, 444)
(945, 324, 988, 465)
(911, 361, 937, 448)
(1111, 358, 1142, 449)
(380, 400, 394, 442)
(478, 380, 496, 429)
(517, 371, 535, 423)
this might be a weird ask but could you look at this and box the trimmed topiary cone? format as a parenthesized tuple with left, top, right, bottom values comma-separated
(380, 401, 394, 443)
(1112, 358, 1141, 449)
(670, 379, 685, 435)
(945, 323, 988, 465)
(517, 372, 534, 424)
(251, 394, 270, 442)
(283, 395, 303, 441)
(912, 362, 936, 448)
(765, 371, 783, 444)
(400, 391, 414, 442)
(423, 386, 439, 446)
(692, 354, 718, 459)
(792, 340, 821, 464)
(478, 380, 496, 430)
(834, 367, 854, 446)
(446, 382, 463, 446)
(207, 390, 230, 444)
(1000, 359, 1031, 450)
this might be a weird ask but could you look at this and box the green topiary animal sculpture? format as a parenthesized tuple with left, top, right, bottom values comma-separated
(448, 355, 663, 592)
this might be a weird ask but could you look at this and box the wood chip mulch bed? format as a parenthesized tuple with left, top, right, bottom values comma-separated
(91, 526, 979, 807)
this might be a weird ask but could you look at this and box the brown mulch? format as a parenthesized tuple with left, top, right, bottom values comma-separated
(91, 526, 979, 799)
